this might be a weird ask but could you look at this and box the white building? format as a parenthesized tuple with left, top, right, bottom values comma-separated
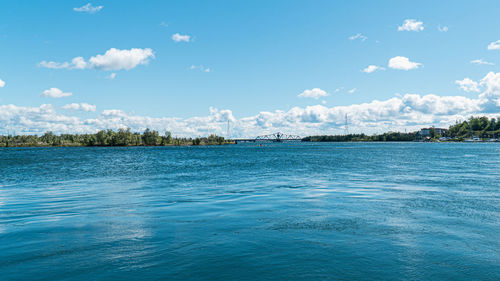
(419, 127, 447, 137)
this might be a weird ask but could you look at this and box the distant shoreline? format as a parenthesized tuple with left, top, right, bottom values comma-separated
(1, 116, 498, 147)
(2, 140, 499, 148)
(0, 143, 234, 148)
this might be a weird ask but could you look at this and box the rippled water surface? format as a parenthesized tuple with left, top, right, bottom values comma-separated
(1, 143, 500, 280)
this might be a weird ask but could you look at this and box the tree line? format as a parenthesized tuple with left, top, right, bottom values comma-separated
(303, 132, 419, 142)
(0, 128, 230, 147)
(1, 116, 499, 146)
(447, 116, 499, 139)
(303, 116, 500, 142)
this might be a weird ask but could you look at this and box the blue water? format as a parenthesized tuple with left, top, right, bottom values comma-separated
(1, 143, 499, 280)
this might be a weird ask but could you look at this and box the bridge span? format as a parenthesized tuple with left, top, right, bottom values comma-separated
(230, 132, 302, 144)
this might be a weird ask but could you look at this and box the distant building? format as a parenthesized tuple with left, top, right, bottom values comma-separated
(419, 127, 447, 137)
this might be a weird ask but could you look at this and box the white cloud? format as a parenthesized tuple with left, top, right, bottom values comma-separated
(298, 88, 329, 99)
(437, 25, 448, 32)
(71, 57, 88, 69)
(453, 73, 500, 108)
(0, 94, 482, 137)
(480, 72, 500, 95)
(62, 103, 96, 112)
(38, 48, 154, 71)
(0, 93, 494, 137)
(38, 57, 87, 70)
(398, 19, 424, 32)
(0, 79, 5, 88)
(388, 56, 422, 70)
(108, 73, 117, 79)
(471, 59, 494, 65)
(349, 33, 367, 41)
(479, 72, 500, 107)
(38, 61, 67, 69)
(487, 40, 500, 50)
(61, 103, 81, 111)
(88, 48, 155, 71)
(190, 65, 211, 72)
(455, 78, 480, 93)
(362, 65, 385, 73)
(0, 104, 82, 134)
(73, 3, 103, 13)
(348, 88, 357, 94)
(2, 72, 500, 136)
(172, 33, 191, 42)
(160, 22, 168, 28)
(42, 88, 72, 98)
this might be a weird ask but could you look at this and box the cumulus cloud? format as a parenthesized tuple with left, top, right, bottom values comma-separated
(38, 57, 87, 69)
(0, 93, 493, 137)
(61, 103, 81, 111)
(438, 25, 448, 32)
(42, 88, 72, 98)
(398, 19, 424, 32)
(38, 61, 67, 69)
(2, 72, 499, 136)
(348, 88, 357, 94)
(298, 88, 329, 99)
(92, 107, 236, 136)
(471, 59, 494, 65)
(0, 79, 5, 88)
(487, 40, 500, 50)
(71, 57, 88, 69)
(349, 33, 367, 41)
(479, 72, 500, 107)
(73, 3, 103, 13)
(107, 73, 117, 79)
(62, 103, 96, 112)
(0, 104, 83, 134)
(38, 48, 155, 71)
(388, 56, 422, 70)
(190, 65, 211, 72)
(454, 73, 500, 108)
(455, 78, 480, 93)
(88, 48, 154, 70)
(363, 65, 385, 73)
(172, 33, 191, 42)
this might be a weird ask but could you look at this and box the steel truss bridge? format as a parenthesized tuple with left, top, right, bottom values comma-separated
(231, 132, 302, 143)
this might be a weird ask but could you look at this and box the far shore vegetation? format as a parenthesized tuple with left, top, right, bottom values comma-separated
(0, 129, 231, 147)
(304, 116, 500, 142)
(1, 116, 499, 147)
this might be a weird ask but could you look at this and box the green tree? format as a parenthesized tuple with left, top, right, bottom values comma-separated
(429, 127, 436, 138)
(142, 129, 161, 146)
(192, 138, 201, 145)
(165, 131, 172, 144)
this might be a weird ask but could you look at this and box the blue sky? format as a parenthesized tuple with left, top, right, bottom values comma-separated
(0, 0, 499, 136)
